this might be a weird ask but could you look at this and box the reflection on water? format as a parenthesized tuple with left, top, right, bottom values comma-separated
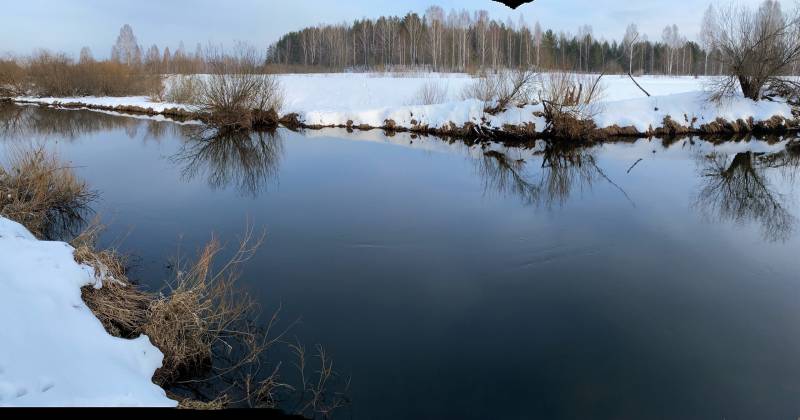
(477, 145, 634, 208)
(695, 146, 799, 242)
(4, 105, 800, 418)
(172, 128, 284, 197)
(0, 103, 190, 141)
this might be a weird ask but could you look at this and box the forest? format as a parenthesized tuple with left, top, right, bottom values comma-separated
(265, 5, 726, 75)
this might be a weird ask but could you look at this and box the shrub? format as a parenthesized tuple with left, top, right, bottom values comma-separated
(165, 75, 202, 104)
(0, 59, 25, 97)
(537, 72, 605, 139)
(20, 50, 160, 97)
(461, 69, 537, 113)
(197, 43, 284, 129)
(412, 80, 449, 105)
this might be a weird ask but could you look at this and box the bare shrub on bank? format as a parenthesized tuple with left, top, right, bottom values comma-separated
(411, 80, 449, 105)
(166, 75, 202, 104)
(197, 43, 284, 129)
(0, 147, 96, 239)
(707, 0, 800, 101)
(9, 50, 160, 97)
(537, 72, 605, 139)
(0, 58, 25, 97)
(461, 69, 538, 113)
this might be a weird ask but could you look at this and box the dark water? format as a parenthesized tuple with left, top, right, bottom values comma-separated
(3, 105, 800, 419)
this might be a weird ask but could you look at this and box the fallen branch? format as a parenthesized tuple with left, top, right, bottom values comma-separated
(627, 72, 651, 97)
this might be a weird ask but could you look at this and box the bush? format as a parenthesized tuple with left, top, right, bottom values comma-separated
(411, 80, 449, 105)
(0, 59, 25, 97)
(197, 43, 284, 129)
(20, 50, 160, 97)
(165, 75, 202, 104)
(461, 69, 537, 113)
(0, 147, 96, 239)
(537, 72, 606, 139)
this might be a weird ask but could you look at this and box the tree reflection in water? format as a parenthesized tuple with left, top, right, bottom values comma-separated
(477, 145, 630, 208)
(0, 103, 185, 142)
(172, 127, 284, 197)
(694, 143, 800, 242)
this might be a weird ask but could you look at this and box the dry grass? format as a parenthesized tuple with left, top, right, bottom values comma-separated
(0, 147, 96, 239)
(73, 221, 152, 337)
(176, 395, 231, 410)
(142, 226, 275, 387)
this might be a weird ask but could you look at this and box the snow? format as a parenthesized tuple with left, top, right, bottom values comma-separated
(593, 91, 796, 131)
(14, 96, 189, 113)
(0, 216, 175, 407)
(13, 73, 796, 134)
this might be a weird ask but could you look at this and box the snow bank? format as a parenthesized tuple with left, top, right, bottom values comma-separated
(0, 216, 174, 407)
(594, 91, 796, 132)
(14, 96, 190, 113)
(13, 73, 797, 136)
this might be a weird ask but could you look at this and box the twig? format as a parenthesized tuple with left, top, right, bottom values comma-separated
(590, 158, 636, 208)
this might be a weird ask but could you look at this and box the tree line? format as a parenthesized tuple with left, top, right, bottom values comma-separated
(265, 5, 735, 76)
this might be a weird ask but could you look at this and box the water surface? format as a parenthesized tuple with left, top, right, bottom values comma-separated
(3, 105, 800, 419)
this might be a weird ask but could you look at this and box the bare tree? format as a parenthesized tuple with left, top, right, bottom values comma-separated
(623, 23, 640, 74)
(700, 4, 717, 76)
(79, 47, 94, 64)
(110, 24, 142, 67)
(708, 0, 800, 101)
(533, 21, 543, 68)
(475, 10, 490, 68)
(425, 6, 445, 71)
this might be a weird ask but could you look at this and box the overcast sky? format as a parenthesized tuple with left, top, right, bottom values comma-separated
(0, 0, 767, 57)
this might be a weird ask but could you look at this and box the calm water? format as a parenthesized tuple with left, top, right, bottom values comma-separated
(3, 104, 800, 418)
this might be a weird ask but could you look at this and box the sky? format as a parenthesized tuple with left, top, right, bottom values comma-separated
(0, 0, 767, 58)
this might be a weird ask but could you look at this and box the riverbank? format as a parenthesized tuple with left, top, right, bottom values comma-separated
(0, 215, 175, 407)
(9, 73, 800, 141)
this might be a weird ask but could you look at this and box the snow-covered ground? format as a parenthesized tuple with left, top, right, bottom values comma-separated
(13, 73, 797, 134)
(0, 216, 175, 407)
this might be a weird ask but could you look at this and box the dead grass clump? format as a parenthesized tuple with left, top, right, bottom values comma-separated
(176, 395, 231, 410)
(0, 147, 96, 239)
(73, 222, 151, 337)
(142, 227, 266, 385)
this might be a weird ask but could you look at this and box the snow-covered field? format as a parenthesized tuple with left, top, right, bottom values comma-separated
(0, 216, 175, 407)
(13, 73, 797, 134)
